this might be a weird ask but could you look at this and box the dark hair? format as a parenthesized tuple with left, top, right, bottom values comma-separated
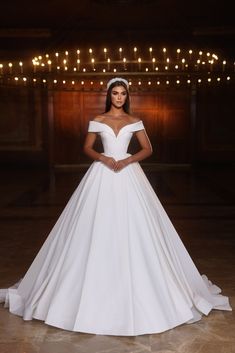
(105, 80, 130, 113)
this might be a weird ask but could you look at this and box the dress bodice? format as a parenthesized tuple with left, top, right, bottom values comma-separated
(88, 120, 145, 159)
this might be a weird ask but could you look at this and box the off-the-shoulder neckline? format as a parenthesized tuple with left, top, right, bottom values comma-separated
(90, 120, 143, 138)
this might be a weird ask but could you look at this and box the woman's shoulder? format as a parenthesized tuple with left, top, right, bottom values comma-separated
(92, 115, 106, 123)
(128, 115, 141, 124)
(91, 114, 141, 124)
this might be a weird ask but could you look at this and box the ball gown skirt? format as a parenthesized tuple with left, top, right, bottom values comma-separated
(0, 120, 232, 336)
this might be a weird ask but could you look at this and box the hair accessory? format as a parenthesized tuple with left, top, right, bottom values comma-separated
(107, 77, 129, 90)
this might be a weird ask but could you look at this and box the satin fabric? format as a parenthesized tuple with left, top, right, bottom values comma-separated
(0, 120, 232, 336)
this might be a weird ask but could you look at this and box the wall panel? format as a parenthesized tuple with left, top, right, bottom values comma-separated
(2, 84, 234, 166)
(52, 90, 191, 164)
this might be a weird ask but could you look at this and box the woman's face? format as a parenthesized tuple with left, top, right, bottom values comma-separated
(111, 85, 127, 109)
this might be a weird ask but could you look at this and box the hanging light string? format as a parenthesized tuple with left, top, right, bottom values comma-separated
(0, 46, 234, 89)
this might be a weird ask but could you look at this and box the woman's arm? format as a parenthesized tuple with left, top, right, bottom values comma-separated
(113, 129, 153, 171)
(83, 132, 117, 170)
(83, 132, 102, 161)
(127, 129, 153, 163)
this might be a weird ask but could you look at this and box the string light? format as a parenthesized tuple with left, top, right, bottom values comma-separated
(107, 58, 110, 70)
(103, 48, 107, 59)
(0, 46, 233, 89)
(123, 57, 126, 70)
(19, 62, 23, 73)
(47, 60, 52, 72)
(8, 62, 13, 74)
(177, 49, 181, 59)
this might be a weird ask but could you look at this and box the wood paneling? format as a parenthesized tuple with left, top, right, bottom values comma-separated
(52, 90, 191, 164)
(196, 85, 235, 162)
(0, 87, 42, 151)
(1, 84, 234, 166)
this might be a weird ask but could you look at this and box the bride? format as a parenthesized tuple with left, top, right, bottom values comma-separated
(0, 77, 232, 336)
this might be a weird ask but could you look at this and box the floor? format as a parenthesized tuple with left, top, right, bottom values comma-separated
(0, 164, 234, 353)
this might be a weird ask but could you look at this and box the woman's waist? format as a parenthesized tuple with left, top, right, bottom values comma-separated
(101, 152, 132, 159)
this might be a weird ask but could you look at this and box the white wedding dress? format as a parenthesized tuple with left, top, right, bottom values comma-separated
(0, 120, 232, 336)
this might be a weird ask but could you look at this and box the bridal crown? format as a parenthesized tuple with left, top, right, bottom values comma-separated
(107, 77, 129, 90)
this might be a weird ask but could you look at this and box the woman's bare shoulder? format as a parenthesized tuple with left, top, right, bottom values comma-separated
(128, 115, 141, 123)
(92, 114, 106, 122)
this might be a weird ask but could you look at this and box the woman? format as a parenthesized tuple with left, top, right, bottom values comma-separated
(0, 77, 232, 336)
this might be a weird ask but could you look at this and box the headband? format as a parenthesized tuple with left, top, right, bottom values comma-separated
(107, 77, 129, 90)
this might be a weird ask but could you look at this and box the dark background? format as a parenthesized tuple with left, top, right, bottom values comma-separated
(0, 0, 235, 167)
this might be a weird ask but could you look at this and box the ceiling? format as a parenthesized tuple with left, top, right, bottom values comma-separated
(0, 0, 235, 58)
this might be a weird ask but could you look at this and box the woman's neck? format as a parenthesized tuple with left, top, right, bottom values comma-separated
(107, 106, 126, 117)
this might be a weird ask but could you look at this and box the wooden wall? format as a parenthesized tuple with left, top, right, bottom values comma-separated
(53, 90, 191, 165)
(196, 85, 235, 163)
(0, 85, 235, 166)
(0, 86, 47, 165)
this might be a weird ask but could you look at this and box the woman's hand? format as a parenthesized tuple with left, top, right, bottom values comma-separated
(113, 157, 131, 172)
(100, 155, 117, 170)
